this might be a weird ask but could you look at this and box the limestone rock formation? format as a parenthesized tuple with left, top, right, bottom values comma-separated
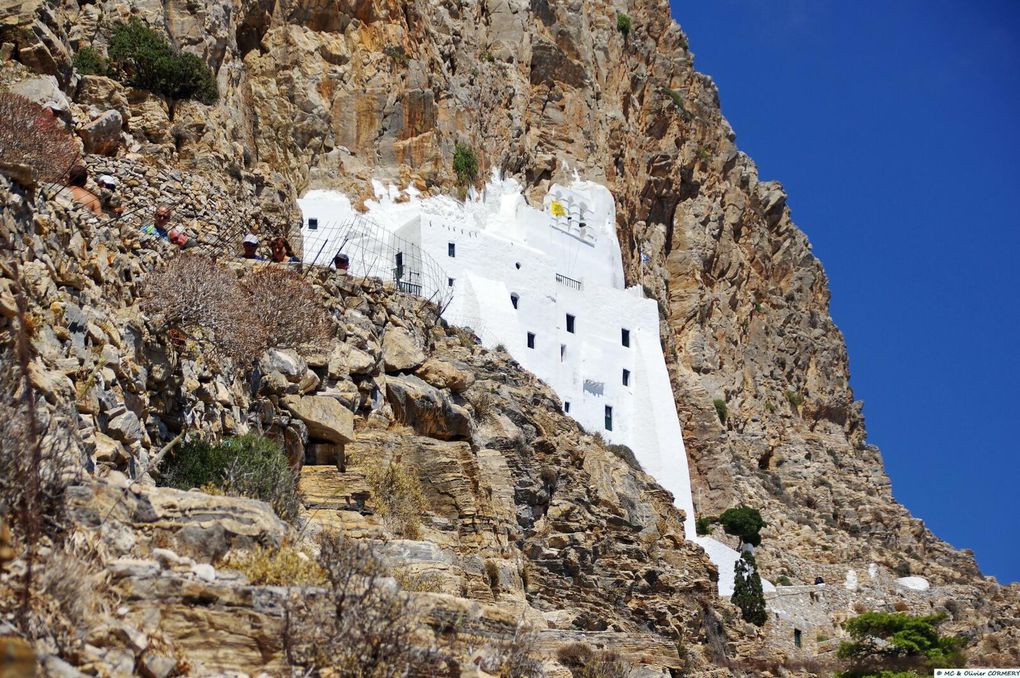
(1, 0, 1018, 673)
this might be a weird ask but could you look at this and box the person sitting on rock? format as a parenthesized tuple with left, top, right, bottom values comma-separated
(97, 174, 124, 216)
(66, 165, 103, 216)
(167, 225, 197, 250)
(333, 252, 350, 274)
(269, 237, 299, 263)
(241, 233, 265, 260)
(141, 205, 175, 240)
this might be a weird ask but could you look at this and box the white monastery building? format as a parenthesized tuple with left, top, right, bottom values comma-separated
(299, 173, 767, 595)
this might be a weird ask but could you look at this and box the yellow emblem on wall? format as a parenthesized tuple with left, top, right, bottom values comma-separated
(550, 200, 567, 217)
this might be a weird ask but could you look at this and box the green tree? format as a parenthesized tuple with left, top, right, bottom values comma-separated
(453, 142, 478, 185)
(108, 18, 218, 107)
(836, 612, 966, 678)
(719, 506, 766, 547)
(731, 551, 766, 626)
(616, 13, 632, 37)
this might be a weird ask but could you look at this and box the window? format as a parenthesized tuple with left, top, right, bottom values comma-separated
(448, 278, 454, 287)
(560, 344, 566, 362)
(394, 252, 404, 279)
(564, 401, 570, 413)
(527, 332, 535, 349)
(621, 328, 630, 347)
(566, 314, 575, 333)
(307, 218, 318, 230)
(510, 293, 519, 309)
(515, 262, 521, 269)
(622, 369, 631, 386)
(448, 242, 456, 257)
(794, 629, 802, 648)
(604, 406, 613, 431)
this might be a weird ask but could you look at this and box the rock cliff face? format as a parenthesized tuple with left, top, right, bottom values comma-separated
(2, 0, 1018, 673)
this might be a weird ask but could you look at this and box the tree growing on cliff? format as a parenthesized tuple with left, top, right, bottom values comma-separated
(731, 551, 767, 626)
(107, 17, 218, 109)
(719, 506, 766, 547)
(836, 612, 965, 678)
(453, 143, 479, 186)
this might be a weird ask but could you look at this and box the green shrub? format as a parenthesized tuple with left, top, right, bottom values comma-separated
(713, 398, 728, 425)
(661, 87, 692, 122)
(732, 551, 767, 626)
(777, 575, 793, 586)
(616, 13, 632, 37)
(719, 506, 765, 547)
(383, 44, 408, 63)
(786, 390, 804, 409)
(159, 434, 300, 522)
(836, 612, 965, 677)
(695, 515, 717, 536)
(453, 142, 479, 186)
(73, 46, 110, 76)
(108, 17, 217, 105)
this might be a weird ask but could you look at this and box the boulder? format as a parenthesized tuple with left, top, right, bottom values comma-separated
(385, 374, 472, 440)
(9, 75, 69, 111)
(382, 326, 425, 372)
(80, 110, 124, 155)
(107, 410, 143, 443)
(329, 342, 375, 377)
(282, 395, 354, 444)
(416, 358, 474, 392)
(76, 75, 131, 119)
(65, 483, 288, 561)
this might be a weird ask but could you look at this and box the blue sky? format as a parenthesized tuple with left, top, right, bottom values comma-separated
(668, 0, 1020, 583)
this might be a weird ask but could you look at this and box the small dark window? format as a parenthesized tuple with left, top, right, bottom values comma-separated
(560, 344, 566, 362)
(515, 262, 521, 269)
(564, 401, 570, 413)
(527, 332, 535, 349)
(794, 629, 802, 648)
(604, 406, 613, 431)
(621, 328, 630, 347)
(448, 242, 456, 257)
(307, 218, 318, 230)
(448, 278, 454, 287)
(566, 314, 575, 333)
(622, 369, 631, 386)
(510, 293, 519, 309)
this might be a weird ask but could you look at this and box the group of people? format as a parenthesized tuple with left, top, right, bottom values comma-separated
(239, 233, 349, 272)
(62, 164, 352, 272)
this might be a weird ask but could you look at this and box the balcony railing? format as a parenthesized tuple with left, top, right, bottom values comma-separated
(397, 280, 422, 296)
(555, 273, 583, 291)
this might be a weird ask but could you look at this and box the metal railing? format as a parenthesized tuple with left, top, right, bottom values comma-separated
(397, 280, 422, 296)
(555, 273, 583, 291)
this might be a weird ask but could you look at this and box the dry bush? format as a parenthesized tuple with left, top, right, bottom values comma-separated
(284, 531, 439, 677)
(241, 265, 333, 349)
(483, 622, 544, 678)
(222, 545, 325, 586)
(141, 253, 265, 362)
(0, 93, 79, 185)
(556, 642, 630, 678)
(364, 460, 429, 539)
(393, 568, 444, 593)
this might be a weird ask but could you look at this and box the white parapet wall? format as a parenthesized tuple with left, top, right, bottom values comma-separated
(299, 172, 762, 596)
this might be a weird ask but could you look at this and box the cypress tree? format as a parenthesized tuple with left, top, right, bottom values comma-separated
(732, 551, 767, 626)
